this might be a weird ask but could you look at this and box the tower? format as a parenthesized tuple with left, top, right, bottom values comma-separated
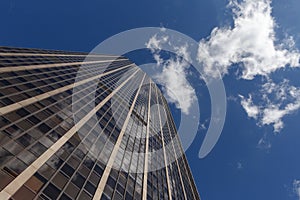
(0, 46, 200, 200)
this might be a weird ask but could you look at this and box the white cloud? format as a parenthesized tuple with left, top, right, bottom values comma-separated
(197, 0, 300, 80)
(240, 79, 300, 132)
(259, 79, 300, 132)
(174, 44, 191, 62)
(146, 34, 196, 115)
(240, 94, 259, 119)
(261, 79, 296, 101)
(153, 54, 163, 66)
(155, 58, 196, 115)
(261, 106, 286, 131)
(199, 118, 209, 130)
(160, 26, 167, 32)
(145, 34, 168, 53)
(293, 180, 300, 200)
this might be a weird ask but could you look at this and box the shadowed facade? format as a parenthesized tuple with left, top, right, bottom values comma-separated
(0, 46, 200, 200)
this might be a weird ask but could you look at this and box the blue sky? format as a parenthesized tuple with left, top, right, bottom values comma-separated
(1, 0, 300, 199)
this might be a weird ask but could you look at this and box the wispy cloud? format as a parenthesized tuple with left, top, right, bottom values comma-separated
(257, 136, 272, 150)
(146, 34, 169, 53)
(146, 35, 196, 115)
(174, 43, 191, 63)
(155, 58, 196, 114)
(240, 79, 300, 132)
(239, 94, 259, 119)
(293, 180, 300, 200)
(197, 0, 300, 80)
(237, 161, 243, 170)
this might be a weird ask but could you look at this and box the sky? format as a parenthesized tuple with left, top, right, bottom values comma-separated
(1, 0, 300, 199)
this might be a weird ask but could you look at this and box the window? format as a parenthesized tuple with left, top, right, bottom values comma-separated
(0, 169, 14, 191)
(74, 148, 85, 160)
(12, 185, 35, 200)
(107, 176, 116, 189)
(89, 171, 100, 186)
(84, 181, 96, 195)
(30, 142, 47, 157)
(43, 183, 60, 199)
(94, 164, 104, 176)
(38, 123, 51, 134)
(52, 172, 68, 189)
(116, 183, 125, 195)
(72, 172, 85, 188)
(16, 108, 30, 117)
(65, 182, 80, 199)
(101, 193, 110, 200)
(125, 192, 133, 200)
(78, 191, 92, 200)
(60, 193, 72, 200)
(61, 163, 75, 177)
(103, 183, 114, 199)
(113, 191, 122, 200)
(46, 155, 63, 170)
(17, 150, 36, 165)
(25, 173, 45, 193)
(7, 158, 27, 175)
(0, 148, 13, 165)
(28, 115, 40, 124)
(17, 133, 33, 147)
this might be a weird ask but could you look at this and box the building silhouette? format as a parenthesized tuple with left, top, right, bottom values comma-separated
(0, 46, 200, 200)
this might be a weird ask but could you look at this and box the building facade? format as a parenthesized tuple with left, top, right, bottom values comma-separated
(0, 46, 200, 200)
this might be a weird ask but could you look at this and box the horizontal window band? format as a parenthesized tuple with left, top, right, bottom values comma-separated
(0, 59, 128, 73)
(0, 64, 133, 115)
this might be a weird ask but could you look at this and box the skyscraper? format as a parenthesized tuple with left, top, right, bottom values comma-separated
(0, 46, 200, 200)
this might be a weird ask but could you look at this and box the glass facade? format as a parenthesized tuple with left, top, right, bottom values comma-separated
(0, 46, 200, 200)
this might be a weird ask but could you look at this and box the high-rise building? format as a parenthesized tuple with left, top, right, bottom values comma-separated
(0, 46, 200, 200)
